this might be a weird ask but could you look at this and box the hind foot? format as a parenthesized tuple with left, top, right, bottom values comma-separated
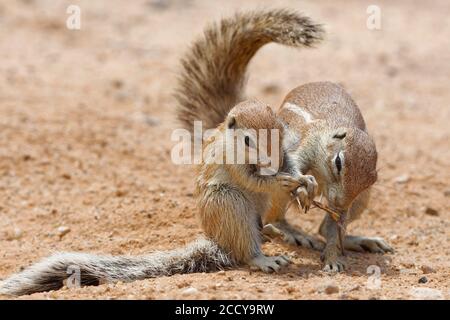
(263, 223, 325, 251)
(321, 245, 346, 273)
(249, 254, 290, 273)
(344, 235, 394, 254)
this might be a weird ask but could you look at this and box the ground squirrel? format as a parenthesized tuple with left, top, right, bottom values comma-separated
(265, 82, 394, 272)
(0, 9, 322, 296)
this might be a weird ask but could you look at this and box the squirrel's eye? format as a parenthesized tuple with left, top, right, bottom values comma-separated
(335, 154, 342, 173)
(244, 135, 251, 146)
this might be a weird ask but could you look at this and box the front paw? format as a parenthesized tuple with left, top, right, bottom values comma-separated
(276, 173, 302, 191)
(321, 246, 346, 273)
(293, 175, 318, 212)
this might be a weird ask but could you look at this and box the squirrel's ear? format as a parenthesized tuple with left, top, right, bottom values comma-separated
(227, 116, 236, 129)
(332, 128, 347, 140)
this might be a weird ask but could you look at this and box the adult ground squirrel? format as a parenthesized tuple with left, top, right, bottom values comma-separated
(265, 82, 394, 272)
(0, 9, 322, 296)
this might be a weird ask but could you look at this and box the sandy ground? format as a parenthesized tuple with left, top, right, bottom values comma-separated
(0, 0, 449, 300)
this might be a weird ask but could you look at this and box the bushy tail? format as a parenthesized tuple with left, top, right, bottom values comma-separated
(0, 238, 232, 296)
(175, 9, 324, 133)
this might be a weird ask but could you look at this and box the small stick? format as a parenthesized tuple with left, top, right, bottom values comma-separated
(311, 200, 340, 221)
(294, 197, 346, 256)
(311, 200, 345, 256)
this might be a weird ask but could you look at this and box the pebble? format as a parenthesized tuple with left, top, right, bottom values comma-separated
(181, 287, 199, 295)
(6, 228, 23, 240)
(144, 115, 160, 126)
(57, 226, 71, 238)
(421, 265, 436, 274)
(389, 234, 399, 241)
(317, 283, 340, 294)
(394, 174, 410, 184)
(115, 190, 127, 197)
(418, 276, 428, 284)
(444, 190, 450, 197)
(262, 83, 281, 95)
(325, 285, 340, 294)
(423, 207, 439, 216)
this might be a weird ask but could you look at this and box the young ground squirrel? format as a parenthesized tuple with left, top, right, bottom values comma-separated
(0, 9, 322, 296)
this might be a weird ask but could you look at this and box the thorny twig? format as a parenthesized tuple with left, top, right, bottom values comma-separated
(291, 192, 346, 256)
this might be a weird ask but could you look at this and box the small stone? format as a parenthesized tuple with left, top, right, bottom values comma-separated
(394, 174, 410, 184)
(111, 79, 124, 89)
(57, 226, 71, 238)
(262, 83, 281, 95)
(389, 234, 399, 241)
(444, 190, 450, 197)
(217, 270, 226, 275)
(6, 228, 23, 241)
(324, 284, 339, 295)
(423, 207, 439, 216)
(181, 287, 198, 295)
(115, 190, 127, 197)
(144, 115, 160, 126)
(421, 265, 436, 274)
(418, 276, 428, 284)
(61, 173, 71, 180)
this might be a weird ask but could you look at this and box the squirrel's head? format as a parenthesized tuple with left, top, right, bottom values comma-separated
(225, 99, 285, 175)
(311, 127, 377, 212)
